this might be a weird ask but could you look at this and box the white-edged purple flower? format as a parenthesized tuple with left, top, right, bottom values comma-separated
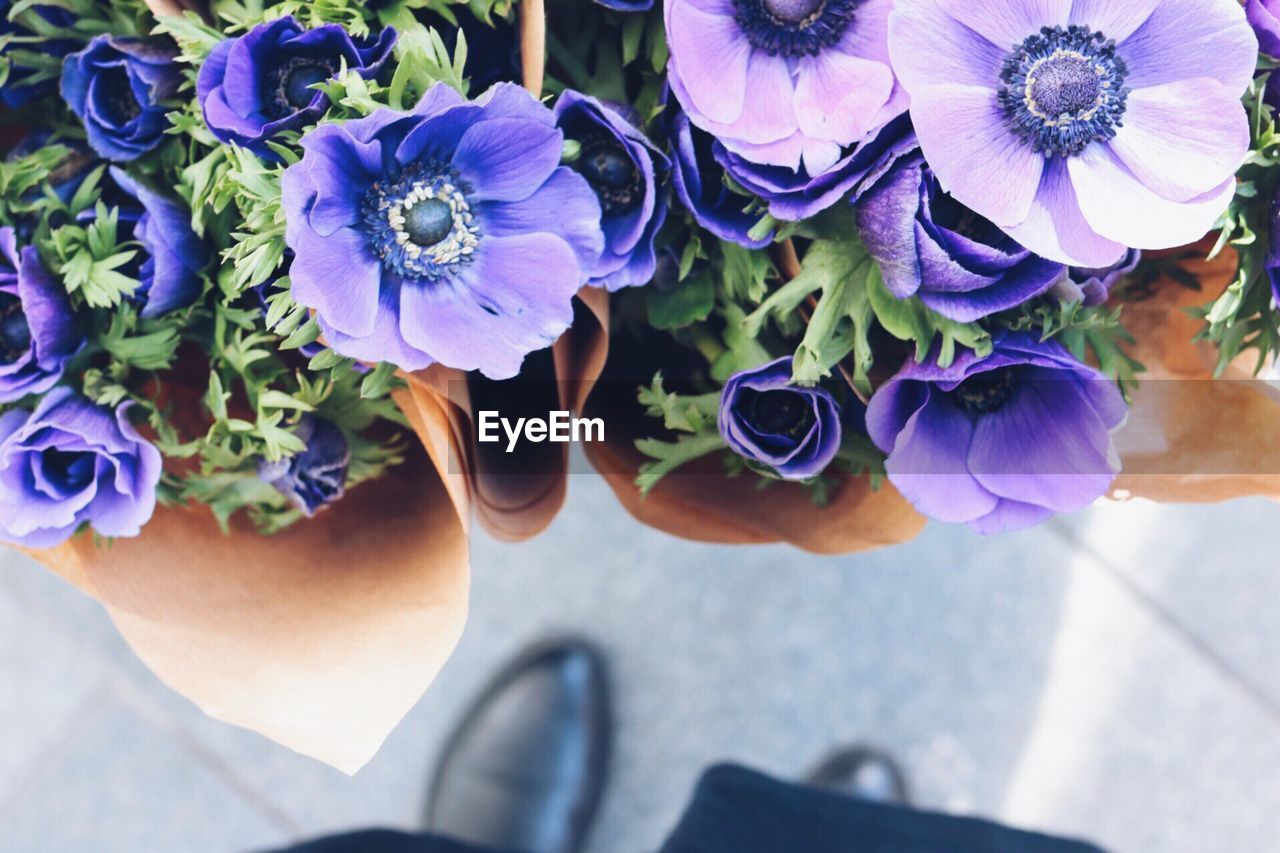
(666, 0, 906, 173)
(60, 36, 180, 163)
(866, 331, 1128, 534)
(197, 17, 396, 157)
(0, 388, 162, 547)
(721, 112, 917, 221)
(719, 356, 842, 480)
(281, 83, 604, 379)
(0, 227, 81, 404)
(888, 0, 1257, 268)
(854, 135, 1066, 322)
(257, 415, 349, 515)
(555, 91, 668, 290)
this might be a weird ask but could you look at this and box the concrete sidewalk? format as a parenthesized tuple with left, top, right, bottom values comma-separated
(1, 474, 1277, 852)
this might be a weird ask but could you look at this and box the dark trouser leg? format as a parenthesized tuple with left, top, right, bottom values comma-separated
(273, 828, 525, 853)
(658, 765, 1108, 853)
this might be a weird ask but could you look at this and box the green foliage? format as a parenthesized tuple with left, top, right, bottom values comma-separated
(1198, 67, 1280, 374)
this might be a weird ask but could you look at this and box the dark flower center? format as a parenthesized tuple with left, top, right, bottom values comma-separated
(41, 448, 95, 493)
(741, 388, 816, 439)
(953, 367, 1018, 414)
(402, 198, 455, 247)
(577, 137, 642, 215)
(264, 55, 338, 118)
(97, 67, 143, 126)
(0, 294, 30, 363)
(731, 0, 859, 57)
(998, 25, 1129, 157)
(361, 161, 480, 281)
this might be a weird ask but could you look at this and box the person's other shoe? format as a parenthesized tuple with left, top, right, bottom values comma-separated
(805, 745, 910, 805)
(425, 637, 611, 853)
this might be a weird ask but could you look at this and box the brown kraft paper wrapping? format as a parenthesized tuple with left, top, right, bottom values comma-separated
(1112, 242, 1280, 503)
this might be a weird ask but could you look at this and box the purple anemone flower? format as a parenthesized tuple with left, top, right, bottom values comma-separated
(866, 331, 1128, 534)
(719, 356, 842, 480)
(0, 226, 81, 403)
(61, 36, 180, 163)
(888, 0, 1257, 268)
(555, 90, 668, 290)
(1058, 249, 1142, 307)
(666, 0, 906, 173)
(0, 388, 162, 547)
(721, 112, 916, 221)
(91, 168, 208, 318)
(667, 106, 770, 247)
(1247, 0, 1280, 56)
(281, 83, 604, 379)
(854, 136, 1066, 322)
(197, 17, 396, 157)
(258, 415, 349, 515)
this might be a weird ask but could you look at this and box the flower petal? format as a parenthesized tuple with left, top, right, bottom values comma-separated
(794, 50, 893, 146)
(1068, 144, 1237, 250)
(666, 0, 751, 125)
(935, 0, 1070, 49)
(884, 395, 1001, 524)
(1003, 157, 1126, 268)
(451, 117, 564, 203)
(288, 225, 384, 339)
(1108, 78, 1249, 203)
(1119, 0, 1257, 96)
(888, 0, 1008, 92)
(1068, 0, 1161, 42)
(909, 84, 1043, 227)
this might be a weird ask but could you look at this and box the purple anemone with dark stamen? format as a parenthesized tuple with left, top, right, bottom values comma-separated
(281, 83, 604, 379)
(555, 90, 668, 290)
(719, 356, 842, 480)
(866, 331, 1128, 534)
(0, 388, 162, 547)
(0, 226, 81, 404)
(61, 36, 180, 163)
(197, 17, 396, 157)
(888, 0, 1257, 268)
(666, 0, 906, 172)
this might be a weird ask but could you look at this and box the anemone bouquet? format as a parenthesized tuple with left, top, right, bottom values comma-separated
(0, 0, 1275, 769)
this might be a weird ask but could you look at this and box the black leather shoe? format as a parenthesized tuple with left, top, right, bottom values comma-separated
(805, 745, 910, 806)
(425, 638, 611, 853)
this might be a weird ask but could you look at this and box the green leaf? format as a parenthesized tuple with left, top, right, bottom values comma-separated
(635, 432, 726, 496)
(647, 269, 715, 330)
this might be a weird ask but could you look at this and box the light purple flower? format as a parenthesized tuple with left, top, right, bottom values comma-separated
(866, 331, 1128, 534)
(666, 0, 906, 173)
(282, 83, 603, 379)
(0, 227, 81, 403)
(0, 388, 162, 547)
(555, 91, 668, 290)
(719, 356, 841, 480)
(888, 0, 1257, 268)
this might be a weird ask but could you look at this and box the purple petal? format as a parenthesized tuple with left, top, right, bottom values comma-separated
(1068, 0, 1161, 41)
(1108, 78, 1250, 203)
(910, 84, 1043, 227)
(935, 0, 1070, 48)
(288, 226, 383, 339)
(888, 0, 1009, 91)
(477, 167, 604, 273)
(883, 395, 1000, 524)
(666, 0, 751, 125)
(1003, 158, 1126, 268)
(1068, 145, 1237, 250)
(1119, 0, 1258, 96)
(451, 118, 564, 203)
(794, 50, 894, 147)
(967, 499, 1054, 534)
